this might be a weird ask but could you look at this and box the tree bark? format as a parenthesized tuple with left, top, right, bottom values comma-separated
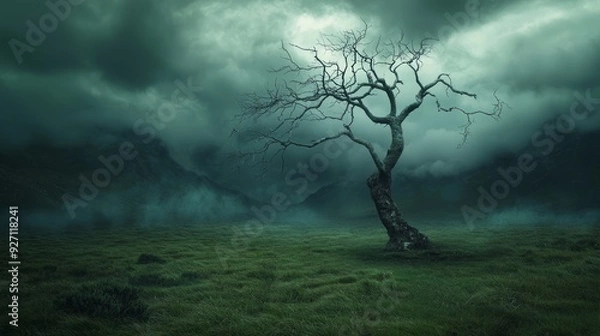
(367, 171, 429, 251)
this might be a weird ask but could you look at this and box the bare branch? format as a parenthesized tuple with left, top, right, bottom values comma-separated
(235, 23, 505, 174)
(435, 90, 509, 147)
(398, 70, 504, 145)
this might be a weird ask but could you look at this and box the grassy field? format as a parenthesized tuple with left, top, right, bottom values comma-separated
(2, 221, 599, 336)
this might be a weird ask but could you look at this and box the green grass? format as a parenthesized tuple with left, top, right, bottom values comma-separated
(2, 222, 599, 335)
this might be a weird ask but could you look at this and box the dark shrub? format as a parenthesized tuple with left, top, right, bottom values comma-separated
(54, 283, 148, 321)
(136, 253, 166, 264)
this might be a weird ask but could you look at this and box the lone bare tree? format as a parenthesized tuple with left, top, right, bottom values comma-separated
(236, 24, 504, 251)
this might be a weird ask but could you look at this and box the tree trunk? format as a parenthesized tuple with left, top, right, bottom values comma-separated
(367, 171, 429, 251)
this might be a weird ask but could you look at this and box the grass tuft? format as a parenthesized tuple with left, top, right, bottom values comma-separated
(179, 271, 207, 283)
(128, 273, 181, 287)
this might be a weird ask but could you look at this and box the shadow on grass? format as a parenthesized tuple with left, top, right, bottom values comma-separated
(344, 227, 600, 267)
(345, 241, 488, 266)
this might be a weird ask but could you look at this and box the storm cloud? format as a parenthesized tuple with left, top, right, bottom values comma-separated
(1, 0, 599, 224)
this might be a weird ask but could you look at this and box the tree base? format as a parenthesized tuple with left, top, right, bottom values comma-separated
(384, 234, 430, 252)
(367, 172, 430, 252)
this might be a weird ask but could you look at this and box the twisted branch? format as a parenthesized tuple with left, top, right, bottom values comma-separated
(234, 22, 505, 174)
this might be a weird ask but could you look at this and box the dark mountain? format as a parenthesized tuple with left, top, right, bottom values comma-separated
(2, 128, 598, 229)
(0, 130, 261, 228)
(301, 130, 600, 224)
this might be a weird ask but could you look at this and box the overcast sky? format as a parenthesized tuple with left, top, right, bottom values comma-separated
(1, 0, 599, 197)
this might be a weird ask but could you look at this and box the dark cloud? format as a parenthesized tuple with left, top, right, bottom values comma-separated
(344, 0, 479, 37)
(92, 0, 188, 89)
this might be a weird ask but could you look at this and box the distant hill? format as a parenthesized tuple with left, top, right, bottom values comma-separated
(0, 130, 262, 228)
